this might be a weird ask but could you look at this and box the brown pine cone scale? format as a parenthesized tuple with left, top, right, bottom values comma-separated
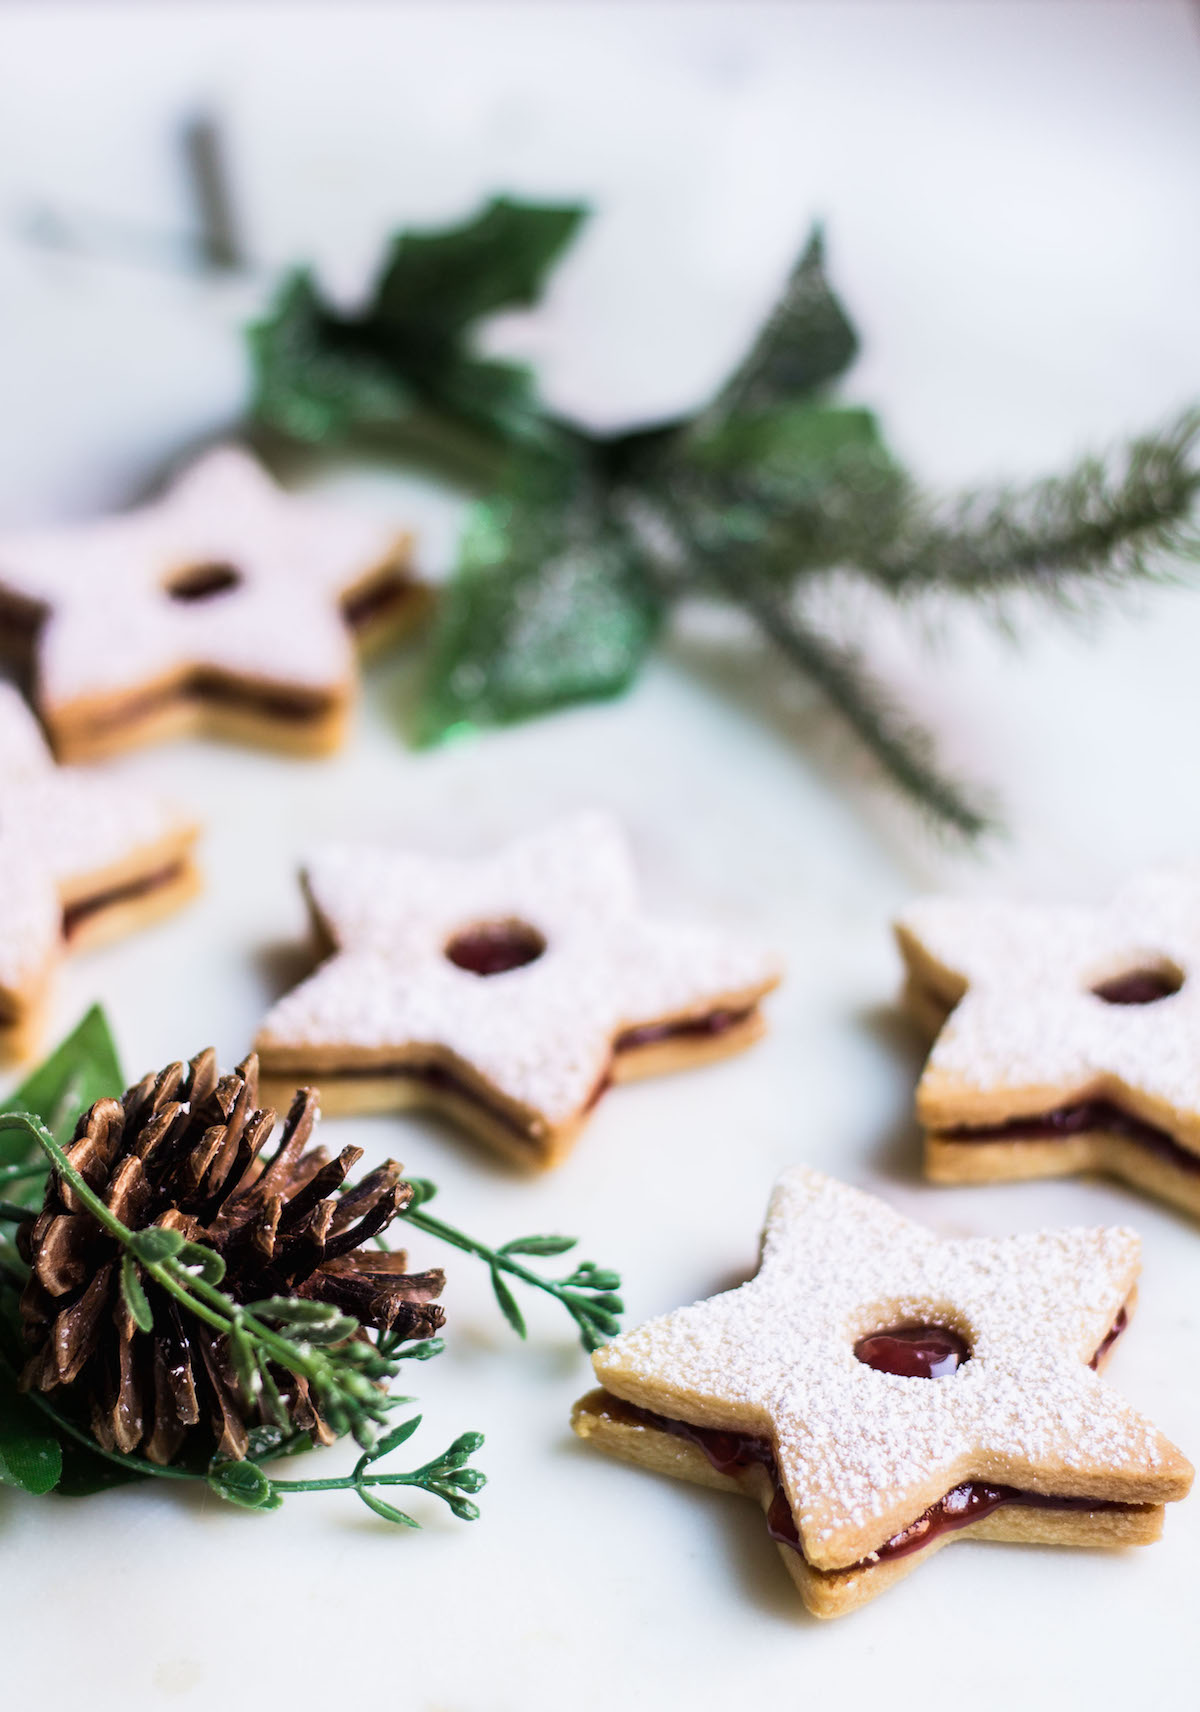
(17, 1050, 444, 1466)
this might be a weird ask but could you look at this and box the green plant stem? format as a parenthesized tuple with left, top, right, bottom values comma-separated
(397, 1200, 619, 1350)
(404, 1208, 525, 1279)
(402, 1207, 565, 1315)
(0, 1199, 32, 1223)
(270, 1470, 450, 1494)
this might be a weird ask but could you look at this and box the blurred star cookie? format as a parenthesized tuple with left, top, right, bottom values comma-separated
(0, 445, 429, 760)
(255, 812, 781, 1168)
(896, 872, 1200, 1217)
(0, 684, 200, 1059)
(573, 1166, 1192, 1618)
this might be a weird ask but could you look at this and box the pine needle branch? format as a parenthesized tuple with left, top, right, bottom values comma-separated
(741, 576, 989, 836)
(649, 494, 991, 835)
(857, 410, 1200, 605)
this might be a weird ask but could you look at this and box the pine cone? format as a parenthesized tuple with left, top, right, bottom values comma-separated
(17, 1049, 444, 1465)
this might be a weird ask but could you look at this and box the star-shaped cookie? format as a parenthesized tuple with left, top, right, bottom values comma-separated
(573, 1166, 1192, 1618)
(896, 872, 1200, 1218)
(0, 445, 430, 761)
(0, 684, 200, 1059)
(254, 812, 781, 1168)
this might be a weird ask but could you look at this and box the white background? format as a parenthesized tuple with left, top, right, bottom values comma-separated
(1, 4, 1199, 1707)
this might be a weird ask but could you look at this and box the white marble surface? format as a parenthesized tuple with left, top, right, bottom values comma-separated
(0, 5, 1199, 1707)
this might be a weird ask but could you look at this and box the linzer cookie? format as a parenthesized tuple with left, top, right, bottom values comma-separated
(572, 1167, 1192, 1618)
(0, 445, 429, 761)
(0, 683, 200, 1059)
(896, 873, 1200, 1218)
(254, 812, 780, 1168)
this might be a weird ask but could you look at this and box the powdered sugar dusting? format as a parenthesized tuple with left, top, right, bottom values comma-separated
(0, 684, 192, 992)
(899, 872, 1200, 1114)
(594, 1168, 1184, 1567)
(0, 446, 409, 707)
(257, 813, 781, 1123)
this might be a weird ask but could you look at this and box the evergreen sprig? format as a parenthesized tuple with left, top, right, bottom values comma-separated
(398, 1179, 623, 1353)
(854, 408, 1200, 606)
(0, 1107, 424, 1446)
(249, 201, 1200, 833)
(209, 1419, 486, 1524)
(0, 1010, 623, 1523)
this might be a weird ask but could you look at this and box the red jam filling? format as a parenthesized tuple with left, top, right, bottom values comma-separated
(1089, 1304, 1128, 1369)
(60, 861, 189, 940)
(72, 674, 335, 734)
(613, 1303, 1135, 1572)
(319, 1005, 758, 1138)
(854, 1323, 970, 1379)
(164, 562, 242, 603)
(943, 1100, 1200, 1176)
(340, 577, 419, 630)
(1091, 968, 1182, 1005)
(615, 1008, 753, 1051)
(445, 920, 546, 977)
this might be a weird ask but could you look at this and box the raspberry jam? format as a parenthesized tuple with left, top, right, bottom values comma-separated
(1091, 968, 1182, 1005)
(1088, 1304, 1128, 1369)
(853, 1323, 970, 1379)
(605, 1301, 1135, 1571)
(445, 920, 546, 976)
(615, 1008, 750, 1050)
(164, 562, 242, 602)
(944, 1099, 1200, 1175)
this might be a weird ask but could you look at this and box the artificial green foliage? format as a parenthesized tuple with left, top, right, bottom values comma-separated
(248, 197, 1200, 832)
(0, 1012, 623, 1523)
(703, 225, 859, 420)
(399, 1180, 623, 1352)
(850, 408, 1200, 605)
(0, 1380, 61, 1495)
(250, 196, 586, 451)
(419, 466, 661, 741)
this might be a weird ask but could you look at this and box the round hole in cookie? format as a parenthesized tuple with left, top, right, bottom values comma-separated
(854, 1323, 971, 1380)
(1089, 958, 1184, 1006)
(445, 918, 547, 977)
(164, 562, 243, 603)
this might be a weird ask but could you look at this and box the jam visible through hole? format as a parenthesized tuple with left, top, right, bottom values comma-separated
(1091, 963, 1184, 1006)
(165, 562, 242, 603)
(445, 919, 546, 977)
(854, 1323, 971, 1379)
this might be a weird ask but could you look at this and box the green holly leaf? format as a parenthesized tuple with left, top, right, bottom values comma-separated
(248, 197, 588, 454)
(696, 402, 887, 469)
(417, 467, 661, 742)
(710, 224, 859, 420)
(0, 1383, 62, 1494)
(0, 1005, 123, 1168)
(248, 267, 418, 446)
(682, 403, 911, 579)
(372, 196, 588, 334)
